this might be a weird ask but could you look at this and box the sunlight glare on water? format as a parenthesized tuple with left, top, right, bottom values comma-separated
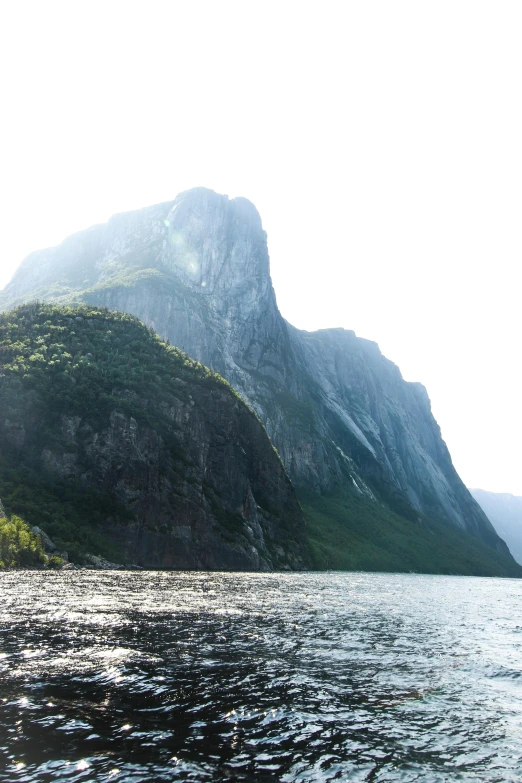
(0, 571, 521, 782)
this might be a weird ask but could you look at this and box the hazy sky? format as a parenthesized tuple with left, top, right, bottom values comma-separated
(1, 1, 521, 494)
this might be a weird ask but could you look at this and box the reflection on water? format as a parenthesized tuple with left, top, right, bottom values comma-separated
(1, 571, 521, 782)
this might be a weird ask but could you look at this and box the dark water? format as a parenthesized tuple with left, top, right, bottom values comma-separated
(1, 572, 521, 782)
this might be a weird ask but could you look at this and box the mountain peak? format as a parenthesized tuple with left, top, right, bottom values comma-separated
(0, 188, 270, 309)
(162, 188, 268, 292)
(172, 187, 263, 230)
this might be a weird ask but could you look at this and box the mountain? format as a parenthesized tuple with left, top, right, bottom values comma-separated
(1, 187, 518, 575)
(0, 303, 308, 570)
(470, 490, 522, 566)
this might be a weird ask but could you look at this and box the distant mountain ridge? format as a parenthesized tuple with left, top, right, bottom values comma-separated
(1, 187, 517, 574)
(470, 490, 522, 566)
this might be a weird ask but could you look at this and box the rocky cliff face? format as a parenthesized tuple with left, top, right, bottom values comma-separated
(0, 188, 508, 557)
(0, 304, 308, 570)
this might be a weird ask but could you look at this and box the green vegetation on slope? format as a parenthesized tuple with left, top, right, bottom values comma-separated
(0, 301, 239, 421)
(301, 486, 522, 577)
(0, 243, 191, 314)
(0, 514, 46, 568)
(0, 465, 130, 563)
(0, 302, 256, 561)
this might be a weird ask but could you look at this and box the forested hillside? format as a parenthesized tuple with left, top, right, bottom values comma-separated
(0, 303, 308, 569)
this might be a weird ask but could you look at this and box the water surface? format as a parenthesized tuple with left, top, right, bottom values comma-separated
(1, 571, 521, 781)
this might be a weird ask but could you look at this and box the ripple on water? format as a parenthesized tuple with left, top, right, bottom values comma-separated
(0, 571, 522, 782)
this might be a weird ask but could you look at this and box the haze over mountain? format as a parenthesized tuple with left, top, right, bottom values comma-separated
(470, 490, 522, 567)
(1, 187, 518, 576)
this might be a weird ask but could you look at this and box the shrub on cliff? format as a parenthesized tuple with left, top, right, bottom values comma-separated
(46, 554, 64, 569)
(0, 514, 46, 568)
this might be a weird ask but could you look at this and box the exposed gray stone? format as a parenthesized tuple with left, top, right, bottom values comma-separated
(31, 526, 57, 552)
(84, 554, 123, 570)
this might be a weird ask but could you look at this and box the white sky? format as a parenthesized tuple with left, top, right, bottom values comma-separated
(1, 1, 521, 494)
